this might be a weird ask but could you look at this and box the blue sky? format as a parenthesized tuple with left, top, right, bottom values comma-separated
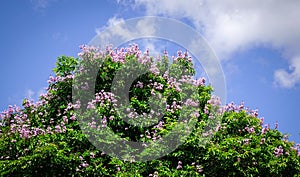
(1, 0, 300, 144)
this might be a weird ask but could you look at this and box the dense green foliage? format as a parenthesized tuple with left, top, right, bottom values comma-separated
(0, 45, 299, 176)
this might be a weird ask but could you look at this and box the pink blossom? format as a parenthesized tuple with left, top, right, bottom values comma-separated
(260, 138, 266, 144)
(87, 102, 95, 109)
(55, 125, 62, 133)
(81, 161, 89, 168)
(176, 161, 183, 170)
(196, 165, 203, 173)
(102, 116, 107, 127)
(70, 115, 76, 121)
(63, 116, 68, 123)
(245, 126, 255, 133)
(73, 101, 81, 109)
(135, 81, 143, 88)
(260, 117, 264, 126)
(275, 121, 279, 129)
(90, 152, 95, 158)
(262, 124, 269, 134)
(149, 63, 160, 75)
(88, 120, 96, 129)
(283, 134, 288, 141)
(243, 139, 251, 145)
(274, 146, 284, 157)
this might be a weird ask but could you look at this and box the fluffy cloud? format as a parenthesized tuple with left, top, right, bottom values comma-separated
(94, 16, 157, 48)
(25, 88, 46, 101)
(96, 17, 132, 40)
(117, 0, 300, 88)
(25, 89, 35, 99)
(274, 56, 300, 88)
(30, 0, 57, 10)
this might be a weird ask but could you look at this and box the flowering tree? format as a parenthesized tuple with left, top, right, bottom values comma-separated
(0, 44, 299, 176)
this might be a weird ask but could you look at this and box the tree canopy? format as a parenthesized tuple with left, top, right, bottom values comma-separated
(0, 44, 299, 176)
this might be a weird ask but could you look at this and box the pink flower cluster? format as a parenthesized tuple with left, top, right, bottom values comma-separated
(274, 146, 284, 157)
(204, 95, 224, 118)
(76, 155, 89, 172)
(79, 44, 158, 66)
(176, 160, 183, 169)
(1, 43, 299, 170)
(212, 100, 300, 157)
(47, 75, 74, 84)
(0, 74, 78, 140)
(244, 126, 255, 134)
(178, 75, 205, 87)
(175, 161, 203, 174)
(78, 45, 105, 62)
(87, 90, 118, 110)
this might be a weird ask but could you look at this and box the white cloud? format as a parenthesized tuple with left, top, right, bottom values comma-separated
(25, 89, 35, 99)
(93, 16, 157, 48)
(117, 0, 300, 88)
(274, 56, 300, 88)
(30, 0, 56, 11)
(30, 0, 48, 9)
(52, 32, 68, 42)
(95, 16, 125, 32)
(95, 16, 157, 37)
(95, 17, 133, 45)
(37, 88, 47, 97)
(25, 88, 46, 101)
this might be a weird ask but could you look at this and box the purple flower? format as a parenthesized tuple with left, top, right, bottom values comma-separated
(63, 116, 68, 123)
(136, 81, 144, 88)
(87, 102, 95, 109)
(260, 138, 266, 144)
(81, 161, 89, 168)
(196, 165, 203, 173)
(149, 63, 160, 75)
(70, 115, 76, 121)
(274, 146, 284, 157)
(193, 77, 205, 86)
(176, 161, 183, 169)
(153, 82, 163, 90)
(90, 152, 95, 158)
(260, 117, 264, 126)
(55, 125, 61, 133)
(262, 124, 269, 134)
(245, 126, 255, 133)
(283, 134, 288, 141)
(176, 165, 182, 170)
(243, 139, 250, 145)
(73, 101, 81, 109)
(102, 116, 107, 127)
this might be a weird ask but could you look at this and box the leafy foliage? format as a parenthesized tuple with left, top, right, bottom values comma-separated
(0, 44, 299, 176)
